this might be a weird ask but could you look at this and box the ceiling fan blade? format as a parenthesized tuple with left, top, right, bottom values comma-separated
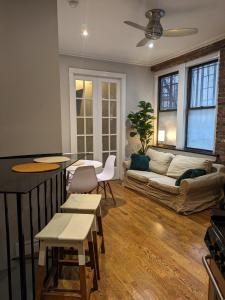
(136, 37, 149, 47)
(163, 28, 198, 37)
(124, 21, 146, 31)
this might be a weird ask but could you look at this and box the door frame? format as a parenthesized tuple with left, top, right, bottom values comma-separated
(69, 68, 126, 179)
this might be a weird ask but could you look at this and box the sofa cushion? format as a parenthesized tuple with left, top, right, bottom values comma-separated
(146, 149, 175, 175)
(148, 177, 180, 195)
(126, 170, 166, 183)
(130, 154, 150, 171)
(167, 155, 212, 179)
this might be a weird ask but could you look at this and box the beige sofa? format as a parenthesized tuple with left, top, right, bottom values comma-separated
(123, 149, 225, 215)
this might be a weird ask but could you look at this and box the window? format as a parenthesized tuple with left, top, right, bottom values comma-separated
(158, 72, 179, 146)
(186, 60, 218, 152)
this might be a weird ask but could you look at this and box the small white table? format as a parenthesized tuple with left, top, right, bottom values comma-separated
(67, 160, 102, 172)
(66, 160, 103, 185)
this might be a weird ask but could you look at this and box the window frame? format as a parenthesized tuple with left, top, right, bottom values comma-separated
(157, 71, 179, 147)
(184, 59, 218, 154)
(158, 71, 179, 113)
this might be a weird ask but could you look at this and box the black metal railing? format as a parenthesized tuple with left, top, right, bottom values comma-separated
(0, 155, 77, 300)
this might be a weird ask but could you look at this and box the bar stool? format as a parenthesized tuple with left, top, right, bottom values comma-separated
(61, 194, 105, 280)
(35, 213, 98, 300)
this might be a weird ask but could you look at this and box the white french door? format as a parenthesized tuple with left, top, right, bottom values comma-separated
(70, 75, 121, 178)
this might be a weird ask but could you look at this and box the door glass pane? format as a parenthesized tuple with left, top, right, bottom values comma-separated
(110, 118, 116, 134)
(86, 118, 93, 134)
(110, 135, 117, 150)
(110, 101, 116, 117)
(110, 152, 117, 166)
(85, 99, 93, 116)
(110, 83, 117, 99)
(102, 135, 109, 151)
(102, 152, 109, 165)
(84, 81, 92, 98)
(76, 99, 84, 116)
(102, 82, 109, 99)
(77, 118, 84, 134)
(86, 136, 93, 152)
(76, 80, 84, 98)
(77, 136, 85, 152)
(102, 118, 109, 134)
(102, 101, 109, 117)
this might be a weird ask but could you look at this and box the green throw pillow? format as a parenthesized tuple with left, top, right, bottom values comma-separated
(175, 169, 206, 186)
(130, 154, 150, 171)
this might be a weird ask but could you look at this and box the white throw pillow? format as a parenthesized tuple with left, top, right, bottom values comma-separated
(147, 149, 175, 175)
(166, 155, 212, 178)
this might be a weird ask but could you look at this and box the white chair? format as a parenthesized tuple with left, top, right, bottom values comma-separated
(97, 155, 116, 205)
(68, 165, 98, 194)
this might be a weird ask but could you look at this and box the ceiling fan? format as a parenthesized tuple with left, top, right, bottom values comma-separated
(124, 9, 198, 47)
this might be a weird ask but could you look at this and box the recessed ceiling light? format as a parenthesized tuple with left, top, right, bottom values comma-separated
(148, 42, 154, 48)
(82, 29, 89, 37)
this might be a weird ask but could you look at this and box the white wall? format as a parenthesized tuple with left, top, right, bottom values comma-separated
(59, 54, 153, 156)
(0, 0, 62, 157)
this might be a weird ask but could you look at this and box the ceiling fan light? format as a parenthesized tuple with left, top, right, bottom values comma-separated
(82, 29, 88, 37)
(148, 42, 154, 48)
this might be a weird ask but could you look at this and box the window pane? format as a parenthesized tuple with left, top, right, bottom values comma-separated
(110, 118, 116, 134)
(102, 101, 109, 116)
(76, 99, 84, 116)
(77, 118, 84, 134)
(102, 135, 109, 151)
(186, 108, 215, 151)
(102, 82, 109, 99)
(86, 118, 93, 134)
(77, 136, 85, 152)
(110, 101, 117, 117)
(85, 99, 93, 116)
(158, 111, 177, 146)
(84, 81, 92, 98)
(76, 80, 84, 98)
(190, 61, 218, 108)
(159, 73, 178, 110)
(102, 152, 109, 165)
(86, 136, 93, 152)
(110, 135, 117, 150)
(102, 118, 109, 134)
(110, 83, 117, 99)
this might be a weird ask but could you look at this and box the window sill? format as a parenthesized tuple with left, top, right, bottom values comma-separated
(153, 145, 216, 157)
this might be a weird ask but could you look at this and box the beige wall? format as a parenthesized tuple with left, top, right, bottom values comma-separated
(59, 54, 153, 155)
(0, 0, 62, 157)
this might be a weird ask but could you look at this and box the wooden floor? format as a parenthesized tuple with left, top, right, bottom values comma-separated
(91, 180, 210, 300)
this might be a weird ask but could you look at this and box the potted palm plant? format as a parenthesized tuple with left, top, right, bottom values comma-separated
(127, 101, 154, 155)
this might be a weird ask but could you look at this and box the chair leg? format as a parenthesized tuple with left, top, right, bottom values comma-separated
(97, 215, 105, 254)
(88, 238, 98, 290)
(97, 183, 100, 194)
(107, 181, 116, 206)
(78, 246, 87, 300)
(35, 243, 46, 300)
(92, 231, 100, 280)
(103, 181, 107, 200)
(79, 266, 87, 300)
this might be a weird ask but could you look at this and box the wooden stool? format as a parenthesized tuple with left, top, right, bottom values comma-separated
(35, 213, 98, 300)
(61, 194, 105, 280)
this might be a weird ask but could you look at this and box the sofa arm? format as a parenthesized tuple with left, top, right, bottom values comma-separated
(212, 163, 225, 174)
(180, 173, 225, 194)
(123, 160, 131, 171)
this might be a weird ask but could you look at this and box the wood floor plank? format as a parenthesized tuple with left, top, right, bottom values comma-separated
(91, 181, 210, 300)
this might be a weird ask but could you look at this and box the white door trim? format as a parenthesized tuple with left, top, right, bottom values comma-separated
(69, 68, 126, 179)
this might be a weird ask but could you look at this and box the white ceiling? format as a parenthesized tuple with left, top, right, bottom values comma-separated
(57, 0, 225, 66)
